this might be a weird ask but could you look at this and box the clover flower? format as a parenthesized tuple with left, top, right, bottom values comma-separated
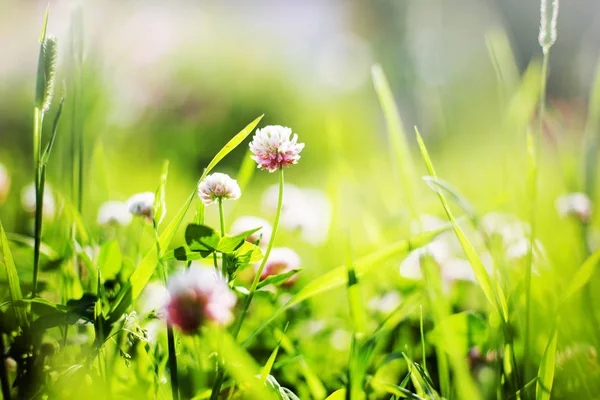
(21, 183, 56, 219)
(197, 173, 241, 206)
(126, 192, 155, 220)
(0, 163, 10, 204)
(97, 201, 132, 227)
(556, 192, 592, 223)
(256, 247, 301, 286)
(166, 266, 237, 333)
(249, 125, 305, 172)
(230, 216, 272, 248)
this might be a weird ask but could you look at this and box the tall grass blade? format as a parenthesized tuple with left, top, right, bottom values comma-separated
(372, 64, 418, 218)
(415, 128, 508, 321)
(535, 330, 558, 400)
(0, 222, 27, 328)
(560, 248, 600, 305)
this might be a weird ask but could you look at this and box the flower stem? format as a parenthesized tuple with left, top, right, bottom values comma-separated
(210, 168, 284, 399)
(32, 107, 44, 299)
(218, 198, 225, 236)
(153, 221, 179, 400)
(524, 47, 550, 382)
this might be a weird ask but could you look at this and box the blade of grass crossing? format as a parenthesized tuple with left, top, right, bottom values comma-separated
(0, 222, 27, 328)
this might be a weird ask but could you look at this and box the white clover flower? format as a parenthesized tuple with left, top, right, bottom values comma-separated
(0, 163, 10, 204)
(249, 125, 305, 172)
(230, 216, 272, 248)
(97, 201, 132, 227)
(257, 247, 301, 286)
(367, 292, 401, 314)
(138, 281, 170, 318)
(330, 329, 352, 351)
(21, 183, 56, 219)
(262, 184, 332, 245)
(556, 192, 592, 223)
(197, 173, 241, 206)
(166, 266, 237, 333)
(126, 192, 155, 220)
(480, 212, 529, 245)
(399, 239, 451, 280)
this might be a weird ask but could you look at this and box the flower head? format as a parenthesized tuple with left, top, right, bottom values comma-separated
(126, 192, 155, 220)
(249, 125, 304, 172)
(230, 216, 272, 248)
(166, 266, 237, 333)
(257, 247, 301, 286)
(97, 201, 132, 227)
(0, 163, 10, 204)
(197, 173, 241, 206)
(556, 192, 592, 222)
(21, 183, 56, 219)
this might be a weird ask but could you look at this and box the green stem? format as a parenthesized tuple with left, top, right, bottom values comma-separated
(32, 108, 44, 299)
(524, 48, 550, 383)
(211, 168, 285, 400)
(218, 198, 225, 236)
(0, 334, 12, 400)
(153, 221, 178, 400)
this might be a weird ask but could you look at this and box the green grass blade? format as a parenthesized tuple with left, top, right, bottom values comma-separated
(200, 115, 264, 182)
(536, 330, 558, 400)
(41, 95, 64, 165)
(237, 149, 258, 193)
(324, 389, 346, 400)
(153, 160, 169, 228)
(0, 222, 27, 328)
(372, 64, 418, 218)
(204, 327, 277, 400)
(560, 248, 600, 305)
(415, 128, 508, 322)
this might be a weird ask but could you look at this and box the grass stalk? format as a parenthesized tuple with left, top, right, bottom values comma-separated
(523, 49, 549, 383)
(0, 334, 11, 400)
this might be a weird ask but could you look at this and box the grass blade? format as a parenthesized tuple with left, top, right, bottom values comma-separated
(415, 128, 508, 322)
(560, 248, 600, 305)
(372, 64, 418, 218)
(0, 222, 27, 328)
(536, 330, 558, 400)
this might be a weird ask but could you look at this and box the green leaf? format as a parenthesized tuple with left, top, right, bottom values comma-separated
(422, 176, 477, 220)
(536, 330, 558, 400)
(41, 95, 64, 164)
(324, 389, 346, 400)
(415, 128, 508, 322)
(560, 248, 600, 305)
(15, 298, 67, 316)
(257, 269, 300, 289)
(153, 160, 169, 228)
(97, 240, 123, 280)
(0, 222, 27, 328)
(237, 149, 258, 193)
(200, 115, 264, 182)
(185, 224, 220, 253)
(260, 335, 283, 384)
(217, 227, 261, 253)
(372, 64, 418, 219)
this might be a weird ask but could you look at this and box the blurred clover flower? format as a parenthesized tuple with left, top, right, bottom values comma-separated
(166, 266, 237, 333)
(21, 183, 55, 219)
(556, 192, 592, 222)
(262, 184, 332, 245)
(97, 201, 132, 227)
(249, 125, 305, 172)
(256, 247, 301, 286)
(0, 163, 10, 204)
(230, 216, 272, 248)
(126, 192, 155, 220)
(197, 172, 241, 206)
(367, 291, 401, 315)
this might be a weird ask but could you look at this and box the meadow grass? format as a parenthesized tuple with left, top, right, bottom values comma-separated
(2, 1, 600, 399)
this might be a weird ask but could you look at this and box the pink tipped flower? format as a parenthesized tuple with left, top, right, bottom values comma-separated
(198, 173, 241, 206)
(0, 163, 10, 204)
(556, 192, 592, 222)
(230, 216, 272, 248)
(249, 125, 305, 172)
(97, 201, 132, 227)
(126, 192, 155, 220)
(166, 266, 237, 333)
(257, 247, 301, 286)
